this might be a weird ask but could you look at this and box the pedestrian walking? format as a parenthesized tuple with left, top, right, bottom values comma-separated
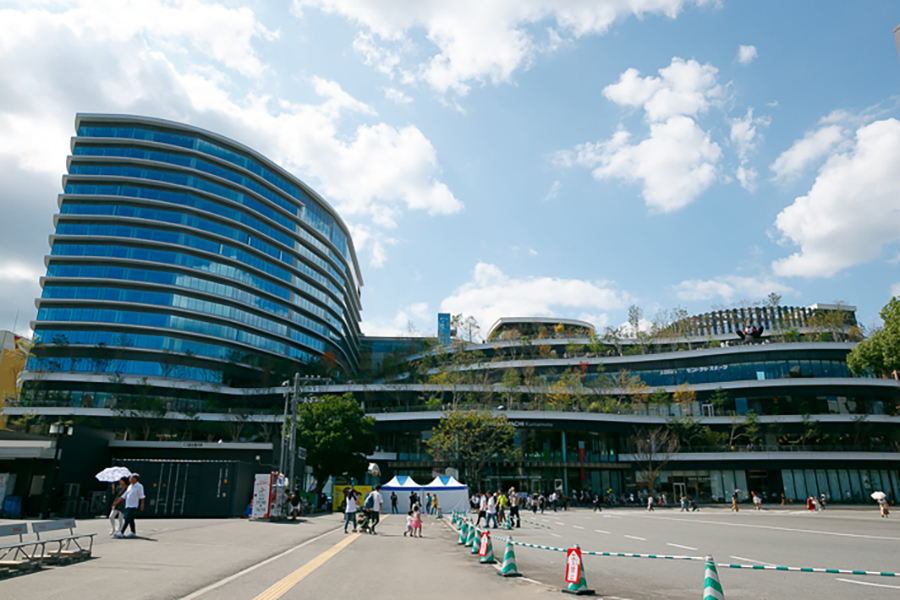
(486, 492, 498, 528)
(476, 493, 487, 526)
(424, 492, 432, 514)
(343, 489, 359, 533)
(819, 493, 827, 510)
(431, 493, 438, 515)
(367, 485, 383, 533)
(390, 491, 398, 514)
(879, 498, 890, 518)
(679, 494, 687, 512)
(108, 476, 128, 536)
(113, 473, 145, 538)
(731, 491, 739, 512)
(647, 494, 655, 511)
(508, 488, 521, 527)
(497, 489, 508, 524)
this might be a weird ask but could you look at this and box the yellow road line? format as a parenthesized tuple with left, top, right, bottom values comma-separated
(253, 515, 387, 600)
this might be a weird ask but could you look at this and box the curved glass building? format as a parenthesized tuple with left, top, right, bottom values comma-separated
(23, 114, 362, 408)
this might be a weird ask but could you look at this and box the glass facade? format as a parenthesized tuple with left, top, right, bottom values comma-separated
(26, 114, 362, 395)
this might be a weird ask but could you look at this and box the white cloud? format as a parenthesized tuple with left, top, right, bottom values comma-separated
(361, 302, 431, 337)
(558, 57, 723, 211)
(0, 1, 461, 274)
(674, 275, 796, 303)
(602, 57, 722, 122)
(562, 116, 721, 212)
(772, 118, 900, 278)
(730, 107, 769, 191)
(736, 44, 758, 65)
(543, 180, 560, 201)
(346, 224, 397, 268)
(295, 0, 714, 95)
(770, 124, 845, 180)
(440, 262, 630, 333)
(383, 87, 413, 104)
(528, 248, 538, 257)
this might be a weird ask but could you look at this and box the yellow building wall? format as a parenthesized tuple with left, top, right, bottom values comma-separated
(0, 348, 27, 430)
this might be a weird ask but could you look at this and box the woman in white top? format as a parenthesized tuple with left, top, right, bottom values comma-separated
(343, 490, 359, 533)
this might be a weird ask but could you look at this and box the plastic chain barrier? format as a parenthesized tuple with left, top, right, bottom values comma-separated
(451, 521, 900, 578)
(714, 563, 898, 577)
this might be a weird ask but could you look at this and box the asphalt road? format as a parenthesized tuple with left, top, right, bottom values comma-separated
(3, 505, 898, 599)
(474, 505, 900, 599)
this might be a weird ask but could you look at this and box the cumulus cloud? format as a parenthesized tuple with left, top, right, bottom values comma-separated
(361, 301, 431, 337)
(736, 45, 758, 65)
(0, 0, 460, 326)
(440, 262, 630, 333)
(770, 124, 845, 180)
(674, 274, 796, 303)
(772, 118, 900, 278)
(557, 57, 723, 212)
(543, 180, 560, 202)
(561, 116, 721, 212)
(602, 57, 722, 123)
(295, 0, 714, 95)
(383, 87, 413, 104)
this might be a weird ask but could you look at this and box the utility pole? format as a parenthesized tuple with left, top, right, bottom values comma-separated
(287, 372, 300, 493)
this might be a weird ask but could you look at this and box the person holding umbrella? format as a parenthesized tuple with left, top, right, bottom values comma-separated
(872, 491, 889, 518)
(109, 477, 128, 535)
(96, 466, 132, 536)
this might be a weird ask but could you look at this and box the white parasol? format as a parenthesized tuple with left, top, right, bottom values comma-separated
(95, 466, 132, 483)
(871, 491, 887, 501)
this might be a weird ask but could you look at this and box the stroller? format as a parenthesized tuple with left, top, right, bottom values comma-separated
(357, 508, 375, 533)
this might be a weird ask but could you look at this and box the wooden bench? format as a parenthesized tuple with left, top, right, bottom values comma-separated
(0, 523, 45, 574)
(32, 519, 95, 563)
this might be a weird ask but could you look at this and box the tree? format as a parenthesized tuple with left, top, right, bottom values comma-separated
(708, 388, 730, 414)
(452, 314, 482, 344)
(427, 410, 517, 486)
(296, 393, 376, 490)
(848, 297, 900, 377)
(629, 426, 679, 492)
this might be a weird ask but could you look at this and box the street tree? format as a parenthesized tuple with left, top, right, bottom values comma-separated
(296, 393, 376, 490)
(427, 410, 517, 486)
(848, 297, 900, 377)
(629, 426, 679, 492)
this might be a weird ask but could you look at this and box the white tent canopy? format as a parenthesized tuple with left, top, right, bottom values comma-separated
(423, 476, 469, 513)
(381, 476, 425, 513)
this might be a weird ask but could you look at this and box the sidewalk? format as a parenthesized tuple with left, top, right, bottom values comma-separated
(0, 513, 562, 600)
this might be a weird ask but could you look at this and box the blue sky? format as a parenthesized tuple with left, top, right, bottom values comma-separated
(0, 1, 898, 340)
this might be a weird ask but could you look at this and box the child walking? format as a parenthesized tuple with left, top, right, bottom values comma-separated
(412, 507, 422, 537)
(404, 510, 414, 536)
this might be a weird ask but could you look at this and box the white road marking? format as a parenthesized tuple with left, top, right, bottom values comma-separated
(573, 525, 585, 530)
(667, 543, 697, 551)
(595, 530, 610, 534)
(836, 578, 900, 590)
(624, 535, 646, 541)
(730, 555, 777, 566)
(178, 527, 341, 600)
(626, 514, 900, 541)
(551, 533, 562, 538)
(555, 521, 565, 525)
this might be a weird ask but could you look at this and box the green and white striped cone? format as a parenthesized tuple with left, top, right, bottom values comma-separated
(562, 545, 595, 596)
(458, 521, 467, 545)
(471, 528, 481, 554)
(479, 532, 496, 564)
(466, 524, 476, 550)
(503, 515, 513, 530)
(436, 507, 443, 519)
(703, 555, 725, 600)
(497, 537, 523, 577)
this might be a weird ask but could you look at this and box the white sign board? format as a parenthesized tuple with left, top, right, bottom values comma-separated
(251, 473, 272, 519)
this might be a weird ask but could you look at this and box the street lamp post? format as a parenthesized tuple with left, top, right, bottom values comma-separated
(44, 422, 73, 518)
